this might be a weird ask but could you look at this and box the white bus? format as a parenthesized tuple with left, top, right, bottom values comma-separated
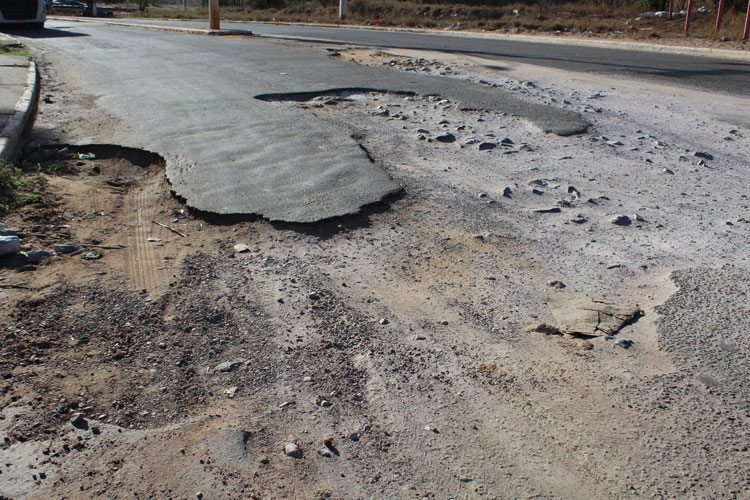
(0, 0, 46, 29)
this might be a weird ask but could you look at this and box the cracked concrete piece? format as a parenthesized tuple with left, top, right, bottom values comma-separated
(27, 25, 588, 222)
(544, 290, 641, 336)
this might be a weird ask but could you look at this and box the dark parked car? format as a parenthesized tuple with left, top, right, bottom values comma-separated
(51, 0, 86, 8)
(83, 6, 113, 16)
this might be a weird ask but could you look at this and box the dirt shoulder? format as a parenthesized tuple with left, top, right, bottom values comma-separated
(1, 44, 749, 499)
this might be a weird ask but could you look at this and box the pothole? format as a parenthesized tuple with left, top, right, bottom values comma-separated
(254, 87, 417, 103)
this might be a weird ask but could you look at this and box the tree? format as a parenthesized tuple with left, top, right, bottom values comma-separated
(136, 0, 155, 11)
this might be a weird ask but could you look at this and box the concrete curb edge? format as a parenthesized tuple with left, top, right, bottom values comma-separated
(0, 61, 40, 162)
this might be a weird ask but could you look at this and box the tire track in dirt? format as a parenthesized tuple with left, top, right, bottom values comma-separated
(126, 187, 168, 295)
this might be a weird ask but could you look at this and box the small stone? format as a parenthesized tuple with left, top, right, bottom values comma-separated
(146, 237, 161, 243)
(663, 168, 674, 174)
(500, 137, 515, 145)
(478, 142, 496, 151)
(215, 361, 241, 373)
(548, 280, 566, 289)
(379, 318, 389, 325)
(225, 386, 238, 398)
(567, 186, 581, 199)
(502, 187, 513, 198)
(570, 215, 587, 224)
(435, 133, 456, 143)
(308, 292, 320, 300)
(323, 438, 334, 449)
(196, 492, 203, 500)
(233, 243, 250, 253)
(303, 376, 313, 382)
(614, 339, 633, 349)
(318, 448, 332, 457)
(70, 413, 87, 429)
(348, 432, 360, 441)
(25, 249, 52, 264)
(611, 215, 632, 226)
(580, 341, 594, 351)
(693, 151, 714, 161)
(524, 323, 561, 335)
(284, 442, 302, 458)
(0, 223, 18, 236)
(534, 207, 562, 214)
(53, 242, 81, 254)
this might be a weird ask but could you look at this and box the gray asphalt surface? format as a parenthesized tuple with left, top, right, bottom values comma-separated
(74, 18, 750, 96)
(16, 20, 587, 222)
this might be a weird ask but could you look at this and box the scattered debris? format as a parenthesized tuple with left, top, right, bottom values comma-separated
(81, 250, 103, 260)
(234, 243, 250, 253)
(153, 220, 187, 238)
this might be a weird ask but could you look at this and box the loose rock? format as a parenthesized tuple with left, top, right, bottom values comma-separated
(435, 133, 456, 143)
(284, 442, 302, 458)
(611, 215, 632, 226)
(0, 235, 21, 257)
(215, 361, 241, 373)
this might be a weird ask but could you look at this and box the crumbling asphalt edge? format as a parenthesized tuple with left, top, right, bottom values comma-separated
(48, 16, 251, 36)
(0, 60, 39, 161)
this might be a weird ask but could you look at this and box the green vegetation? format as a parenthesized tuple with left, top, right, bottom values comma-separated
(0, 160, 46, 215)
(0, 46, 32, 60)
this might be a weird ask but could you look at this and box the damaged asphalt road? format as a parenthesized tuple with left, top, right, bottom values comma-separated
(19, 20, 587, 222)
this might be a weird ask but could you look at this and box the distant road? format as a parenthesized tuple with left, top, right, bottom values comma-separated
(73, 17, 750, 96)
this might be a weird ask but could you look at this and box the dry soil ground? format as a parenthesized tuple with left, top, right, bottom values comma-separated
(0, 43, 749, 500)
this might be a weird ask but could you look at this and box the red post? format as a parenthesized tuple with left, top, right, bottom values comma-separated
(209, 0, 220, 30)
(744, 0, 750, 39)
(668, 0, 674, 19)
(684, 0, 693, 33)
(715, 0, 725, 32)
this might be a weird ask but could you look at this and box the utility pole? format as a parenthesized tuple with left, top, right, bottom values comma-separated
(183, 0, 187, 11)
(339, 0, 347, 19)
(209, 0, 220, 30)
(92, 0, 97, 16)
(684, 0, 693, 32)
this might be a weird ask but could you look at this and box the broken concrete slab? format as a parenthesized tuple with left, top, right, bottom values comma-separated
(35, 27, 588, 223)
(544, 290, 641, 336)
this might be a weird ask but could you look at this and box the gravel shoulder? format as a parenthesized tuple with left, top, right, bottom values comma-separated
(0, 43, 748, 500)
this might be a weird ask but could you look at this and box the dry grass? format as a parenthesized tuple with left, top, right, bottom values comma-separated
(122, 0, 750, 43)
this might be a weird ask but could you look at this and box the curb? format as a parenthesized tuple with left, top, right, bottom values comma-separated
(48, 16, 251, 36)
(0, 61, 39, 162)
